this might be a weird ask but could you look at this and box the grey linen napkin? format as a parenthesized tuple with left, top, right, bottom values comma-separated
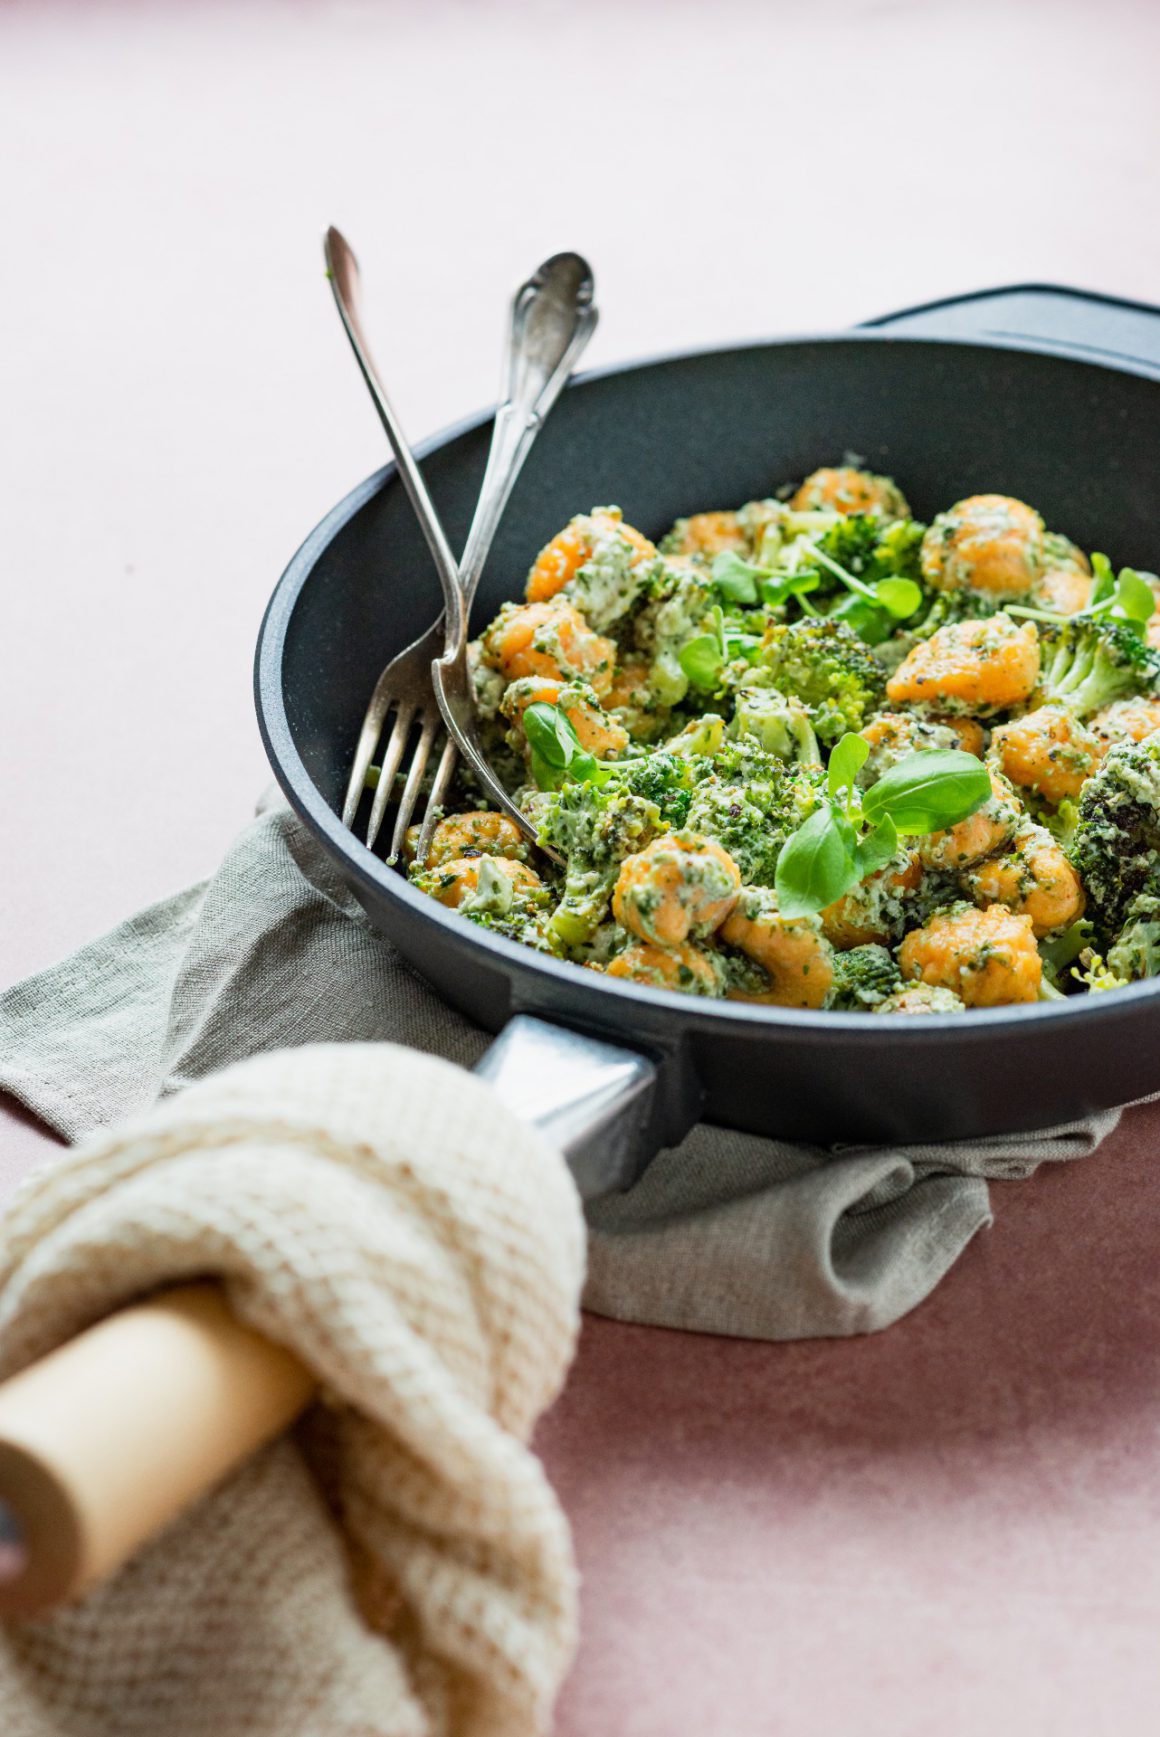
(0, 795, 1120, 1341)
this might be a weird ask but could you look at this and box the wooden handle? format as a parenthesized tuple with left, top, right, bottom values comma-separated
(0, 1285, 315, 1619)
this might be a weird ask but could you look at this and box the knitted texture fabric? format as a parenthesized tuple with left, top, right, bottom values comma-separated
(0, 1042, 586, 1737)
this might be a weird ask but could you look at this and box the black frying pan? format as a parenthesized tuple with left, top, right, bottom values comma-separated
(256, 286, 1160, 1187)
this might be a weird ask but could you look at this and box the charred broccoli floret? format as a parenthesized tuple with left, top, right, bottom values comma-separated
(1067, 735, 1160, 936)
(611, 749, 702, 829)
(1037, 618, 1160, 717)
(684, 741, 824, 886)
(828, 944, 902, 1010)
(758, 618, 886, 744)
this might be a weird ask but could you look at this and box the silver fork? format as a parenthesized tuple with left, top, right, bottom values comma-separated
(326, 229, 597, 859)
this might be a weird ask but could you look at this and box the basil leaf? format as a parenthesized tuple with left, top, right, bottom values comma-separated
(831, 806, 860, 858)
(712, 551, 767, 606)
(1116, 566, 1156, 625)
(827, 731, 870, 800)
(679, 634, 725, 692)
(774, 805, 860, 919)
(862, 749, 991, 835)
(872, 576, 923, 619)
(856, 814, 899, 879)
(523, 701, 578, 770)
(524, 700, 609, 790)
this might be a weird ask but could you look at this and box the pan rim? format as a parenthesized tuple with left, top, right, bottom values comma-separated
(255, 326, 1160, 1042)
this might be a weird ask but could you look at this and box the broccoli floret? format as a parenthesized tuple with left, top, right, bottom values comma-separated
(1072, 948, 1131, 993)
(1039, 917, 1093, 990)
(730, 687, 822, 765)
(904, 588, 999, 644)
(874, 983, 966, 1015)
(758, 618, 886, 744)
(828, 944, 902, 1010)
(1037, 618, 1160, 717)
(685, 745, 824, 887)
(804, 514, 881, 594)
(1107, 891, 1160, 981)
(811, 513, 925, 590)
(534, 751, 706, 947)
(613, 750, 701, 828)
(663, 715, 727, 759)
(1068, 735, 1160, 936)
(632, 557, 714, 658)
(535, 777, 659, 948)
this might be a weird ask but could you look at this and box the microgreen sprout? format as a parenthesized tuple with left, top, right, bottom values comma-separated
(1008, 554, 1157, 635)
(678, 602, 762, 692)
(806, 542, 923, 624)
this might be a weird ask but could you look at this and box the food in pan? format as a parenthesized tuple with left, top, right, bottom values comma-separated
(404, 466, 1160, 1012)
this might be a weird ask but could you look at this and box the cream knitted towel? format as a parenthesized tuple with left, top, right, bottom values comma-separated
(0, 1042, 586, 1737)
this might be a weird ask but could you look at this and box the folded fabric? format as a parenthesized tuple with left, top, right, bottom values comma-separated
(0, 1042, 585, 1737)
(0, 796, 1123, 1341)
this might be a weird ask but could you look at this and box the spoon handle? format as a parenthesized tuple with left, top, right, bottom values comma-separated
(457, 253, 598, 616)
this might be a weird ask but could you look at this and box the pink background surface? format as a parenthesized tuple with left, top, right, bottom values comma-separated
(3, 2, 1160, 1730)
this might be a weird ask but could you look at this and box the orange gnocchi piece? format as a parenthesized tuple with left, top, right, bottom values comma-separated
(990, 704, 1105, 804)
(423, 856, 542, 910)
(918, 771, 1022, 872)
(481, 598, 617, 698)
(612, 832, 741, 947)
(720, 889, 835, 1008)
(790, 467, 909, 519)
(408, 811, 528, 867)
(603, 941, 723, 994)
(1090, 695, 1160, 749)
(899, 904, 1042, 1006)
(501, 677, 629, 758)
(526, 507, 655, 603)
(886, 615, 1040, 714)
(820, 853, 922, 951)
(921, 495, 1045, 598)
(964, 824, 1085, 938)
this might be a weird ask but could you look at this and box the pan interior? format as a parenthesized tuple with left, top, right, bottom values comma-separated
(281, 335, 1160, 814)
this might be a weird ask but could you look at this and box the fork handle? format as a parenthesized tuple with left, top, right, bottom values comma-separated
(324, 228, 466, 652)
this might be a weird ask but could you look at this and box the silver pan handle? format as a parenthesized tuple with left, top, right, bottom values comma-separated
(474, 1014, 683, 1199)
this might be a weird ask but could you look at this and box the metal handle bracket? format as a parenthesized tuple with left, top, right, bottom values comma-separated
(474, 1014, 696, 1199)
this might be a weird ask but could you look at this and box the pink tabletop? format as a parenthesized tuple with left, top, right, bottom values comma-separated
(3, 3, 1160, 1730)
